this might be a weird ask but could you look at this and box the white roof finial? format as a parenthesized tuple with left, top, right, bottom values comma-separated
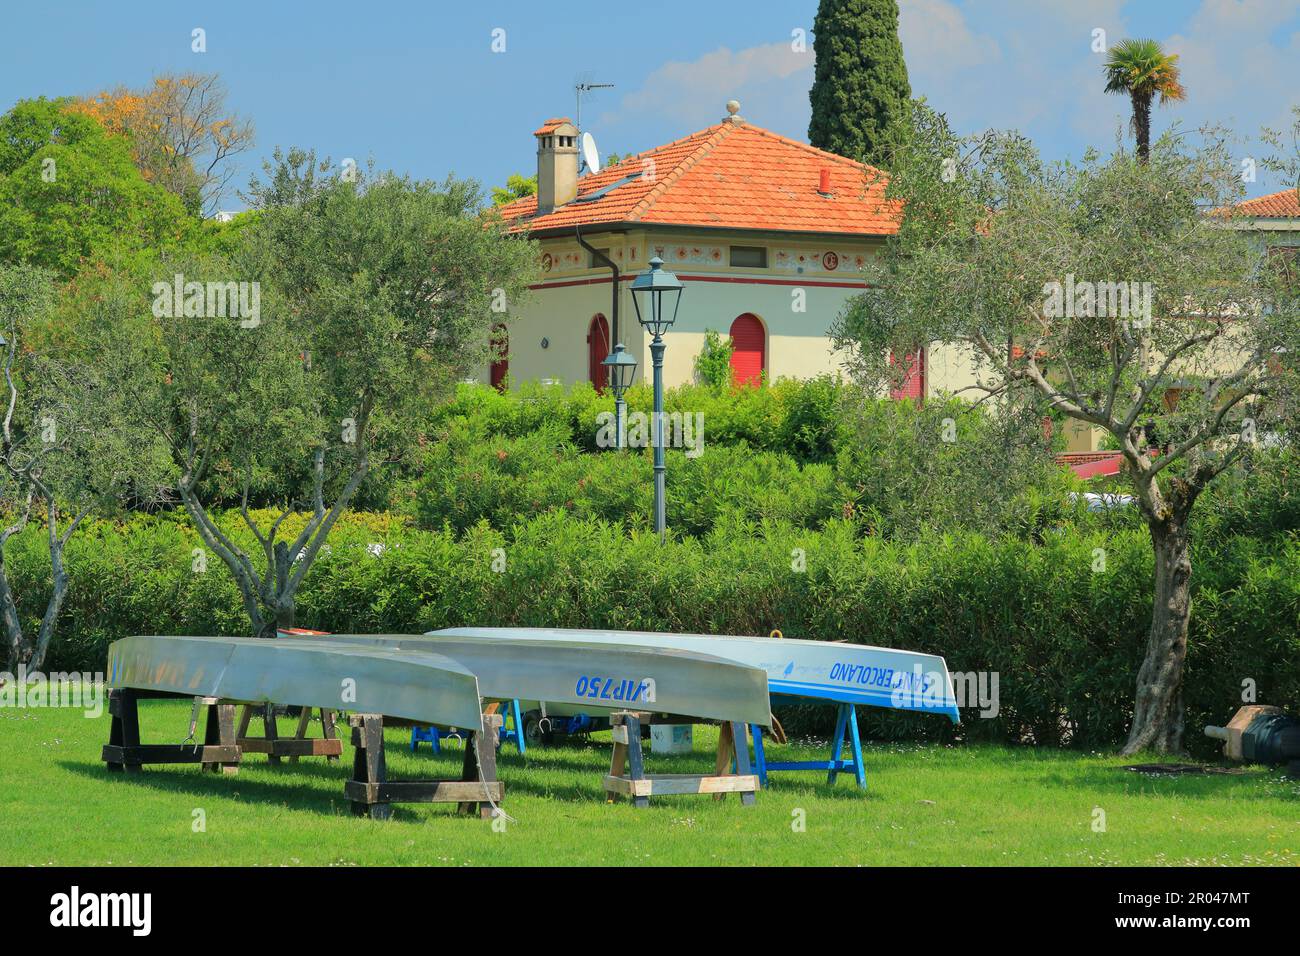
(724, 99, 744, 125)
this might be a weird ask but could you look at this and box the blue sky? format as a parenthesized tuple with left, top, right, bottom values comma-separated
(4, 1, 1298, 210)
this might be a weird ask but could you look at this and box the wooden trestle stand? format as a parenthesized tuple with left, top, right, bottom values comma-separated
(236, 703, 341, 764)
(345, 712, 505, 820)
(102, 688, 241, 774)
(603, 711, 759, 807)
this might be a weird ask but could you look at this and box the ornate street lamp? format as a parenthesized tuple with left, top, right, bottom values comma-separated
(601, 342, 638, 449)
(630, 256, 684, 543)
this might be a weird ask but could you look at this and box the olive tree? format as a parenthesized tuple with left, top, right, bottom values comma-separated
(92, 151, 537, 637)
(0, 264, 166, 670)
(833, 103, 1300, 753)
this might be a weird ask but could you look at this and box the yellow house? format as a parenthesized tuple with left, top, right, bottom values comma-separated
(488, 106, 1296, 462)
(489, 102, 979, 400)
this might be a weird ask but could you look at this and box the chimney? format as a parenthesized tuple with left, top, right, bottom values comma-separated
(818, 168, 832, 196)
(535, 117, 579, 215)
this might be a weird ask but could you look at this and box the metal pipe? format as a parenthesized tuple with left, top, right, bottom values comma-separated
(574, 225, 625, 449)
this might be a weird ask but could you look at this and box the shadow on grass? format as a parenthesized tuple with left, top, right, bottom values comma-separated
(57, 759, 352, 814)
(1033, 762, 1295, 802)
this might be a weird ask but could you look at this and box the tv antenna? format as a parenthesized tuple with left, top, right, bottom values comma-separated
(574, 76, 614, 139)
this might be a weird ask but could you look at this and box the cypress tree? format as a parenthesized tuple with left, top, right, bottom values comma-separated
(807, 0, 911, 166)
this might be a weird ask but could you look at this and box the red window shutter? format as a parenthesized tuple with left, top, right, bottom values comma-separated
(889, 348, 925, 401)
(587, 314, 610, 393)
(729, 313, 765, 387)
(489, 324, 508, 392)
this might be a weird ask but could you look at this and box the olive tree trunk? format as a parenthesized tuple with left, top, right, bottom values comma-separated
(1123, 517, 1192, 754)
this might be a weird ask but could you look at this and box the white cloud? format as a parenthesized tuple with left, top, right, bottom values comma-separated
(901, 0, 1128, 134)
(604, 0, 1300, 195)
(1165, 1, 1300, 130)
(605, 41, 813, 135)
(899, 0, 1000, 73)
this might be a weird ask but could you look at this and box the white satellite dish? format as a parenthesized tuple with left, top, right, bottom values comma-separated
(581, 131, 601, 175)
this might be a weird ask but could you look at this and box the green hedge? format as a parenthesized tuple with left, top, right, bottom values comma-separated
(428, 377, 851, 460)
(8, 510, 1298, 754)
(411, 425, 840, 537)
(411, 380, 1084, 539)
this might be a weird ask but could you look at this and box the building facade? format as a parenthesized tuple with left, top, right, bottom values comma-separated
(489, 104, 984, 403)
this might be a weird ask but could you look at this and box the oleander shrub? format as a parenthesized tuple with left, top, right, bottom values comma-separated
(410, 426, 845, 537)
(11, 509, 1297, 756)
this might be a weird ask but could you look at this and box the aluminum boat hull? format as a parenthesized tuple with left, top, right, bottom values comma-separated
(427, 627, 960, 722)
(107, 634, 484, 729)
(297, 634, 771, 728)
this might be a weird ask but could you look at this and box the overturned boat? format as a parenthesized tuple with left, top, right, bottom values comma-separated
(294, 633, 771, 728)
(424, 627, 960, 722)
(107, 634, 485, 729)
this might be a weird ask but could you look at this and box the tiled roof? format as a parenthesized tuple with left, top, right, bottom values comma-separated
(497, 119, 902, 237)
(1233, 188, 1300, 218)
(533, 117, 573, 136)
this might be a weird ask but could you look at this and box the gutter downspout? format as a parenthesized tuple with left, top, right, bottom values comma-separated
(574, 225, 627, 449)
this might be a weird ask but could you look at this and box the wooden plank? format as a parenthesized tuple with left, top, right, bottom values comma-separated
(105, 690, 125, 771)
(290, 707, 312, 764)
(715, 721, 736, 777)
(238, 738, 342, 757)
(731, 722, 757, 806)
(102, 744, 242, 764)
(603, 774, 760, 797)
(624, 713, 649, 808)
(459, 712, 502, 818)
(119, 689, 141, 772)
(610, 725, 629, 745)
(203, 700, 241, 774)
(321, 709, 340, 763)
(216, 703, 239, 775)
(263, 703, 282, 766)
(344, 780, 504, 804)
(457, 717, 481, 815)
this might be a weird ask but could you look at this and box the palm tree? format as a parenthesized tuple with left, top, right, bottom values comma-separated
(1103, 38, 1186, 162)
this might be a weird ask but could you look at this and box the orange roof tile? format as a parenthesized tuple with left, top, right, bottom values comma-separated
(532, 117, 574, 136)
(1234, 188, 1300, 218)
(498, 120, 902, 237)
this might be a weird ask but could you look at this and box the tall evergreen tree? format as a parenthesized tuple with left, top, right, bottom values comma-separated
(808, 0, 911, 166)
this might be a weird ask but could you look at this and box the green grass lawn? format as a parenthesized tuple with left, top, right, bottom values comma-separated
(2, 697, 1296, 866)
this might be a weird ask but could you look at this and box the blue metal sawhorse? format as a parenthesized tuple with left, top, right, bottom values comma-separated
(411, 699, 526, 755)
(747, 699, 866, 790)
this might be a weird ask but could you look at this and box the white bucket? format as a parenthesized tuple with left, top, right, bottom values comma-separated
(650, 724, 693, 754)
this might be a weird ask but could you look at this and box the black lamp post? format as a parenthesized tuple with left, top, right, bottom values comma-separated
(601, 342, 638, 449)
(629, 256, 684, 543)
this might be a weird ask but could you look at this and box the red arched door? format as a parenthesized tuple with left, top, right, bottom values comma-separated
(587, 313, 610, 392)
(889, 348, 925, 401)
(729, 313, 765, 387)
(489, 324, 509, 392)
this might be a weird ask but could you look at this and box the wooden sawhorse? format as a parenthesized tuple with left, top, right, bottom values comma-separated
(345, 712, 504, 820)
(236, 703, 341, 765)
(603, 712, 758, 807)
(102, 688, 241, 774)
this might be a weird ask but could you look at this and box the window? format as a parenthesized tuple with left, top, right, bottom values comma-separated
(729, 313, 766, 386)
(729, 246, 768, 268)
(588, 248, 611, 268)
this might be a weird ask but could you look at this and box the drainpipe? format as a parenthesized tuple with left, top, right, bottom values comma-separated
(574, 225, 626, 448)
